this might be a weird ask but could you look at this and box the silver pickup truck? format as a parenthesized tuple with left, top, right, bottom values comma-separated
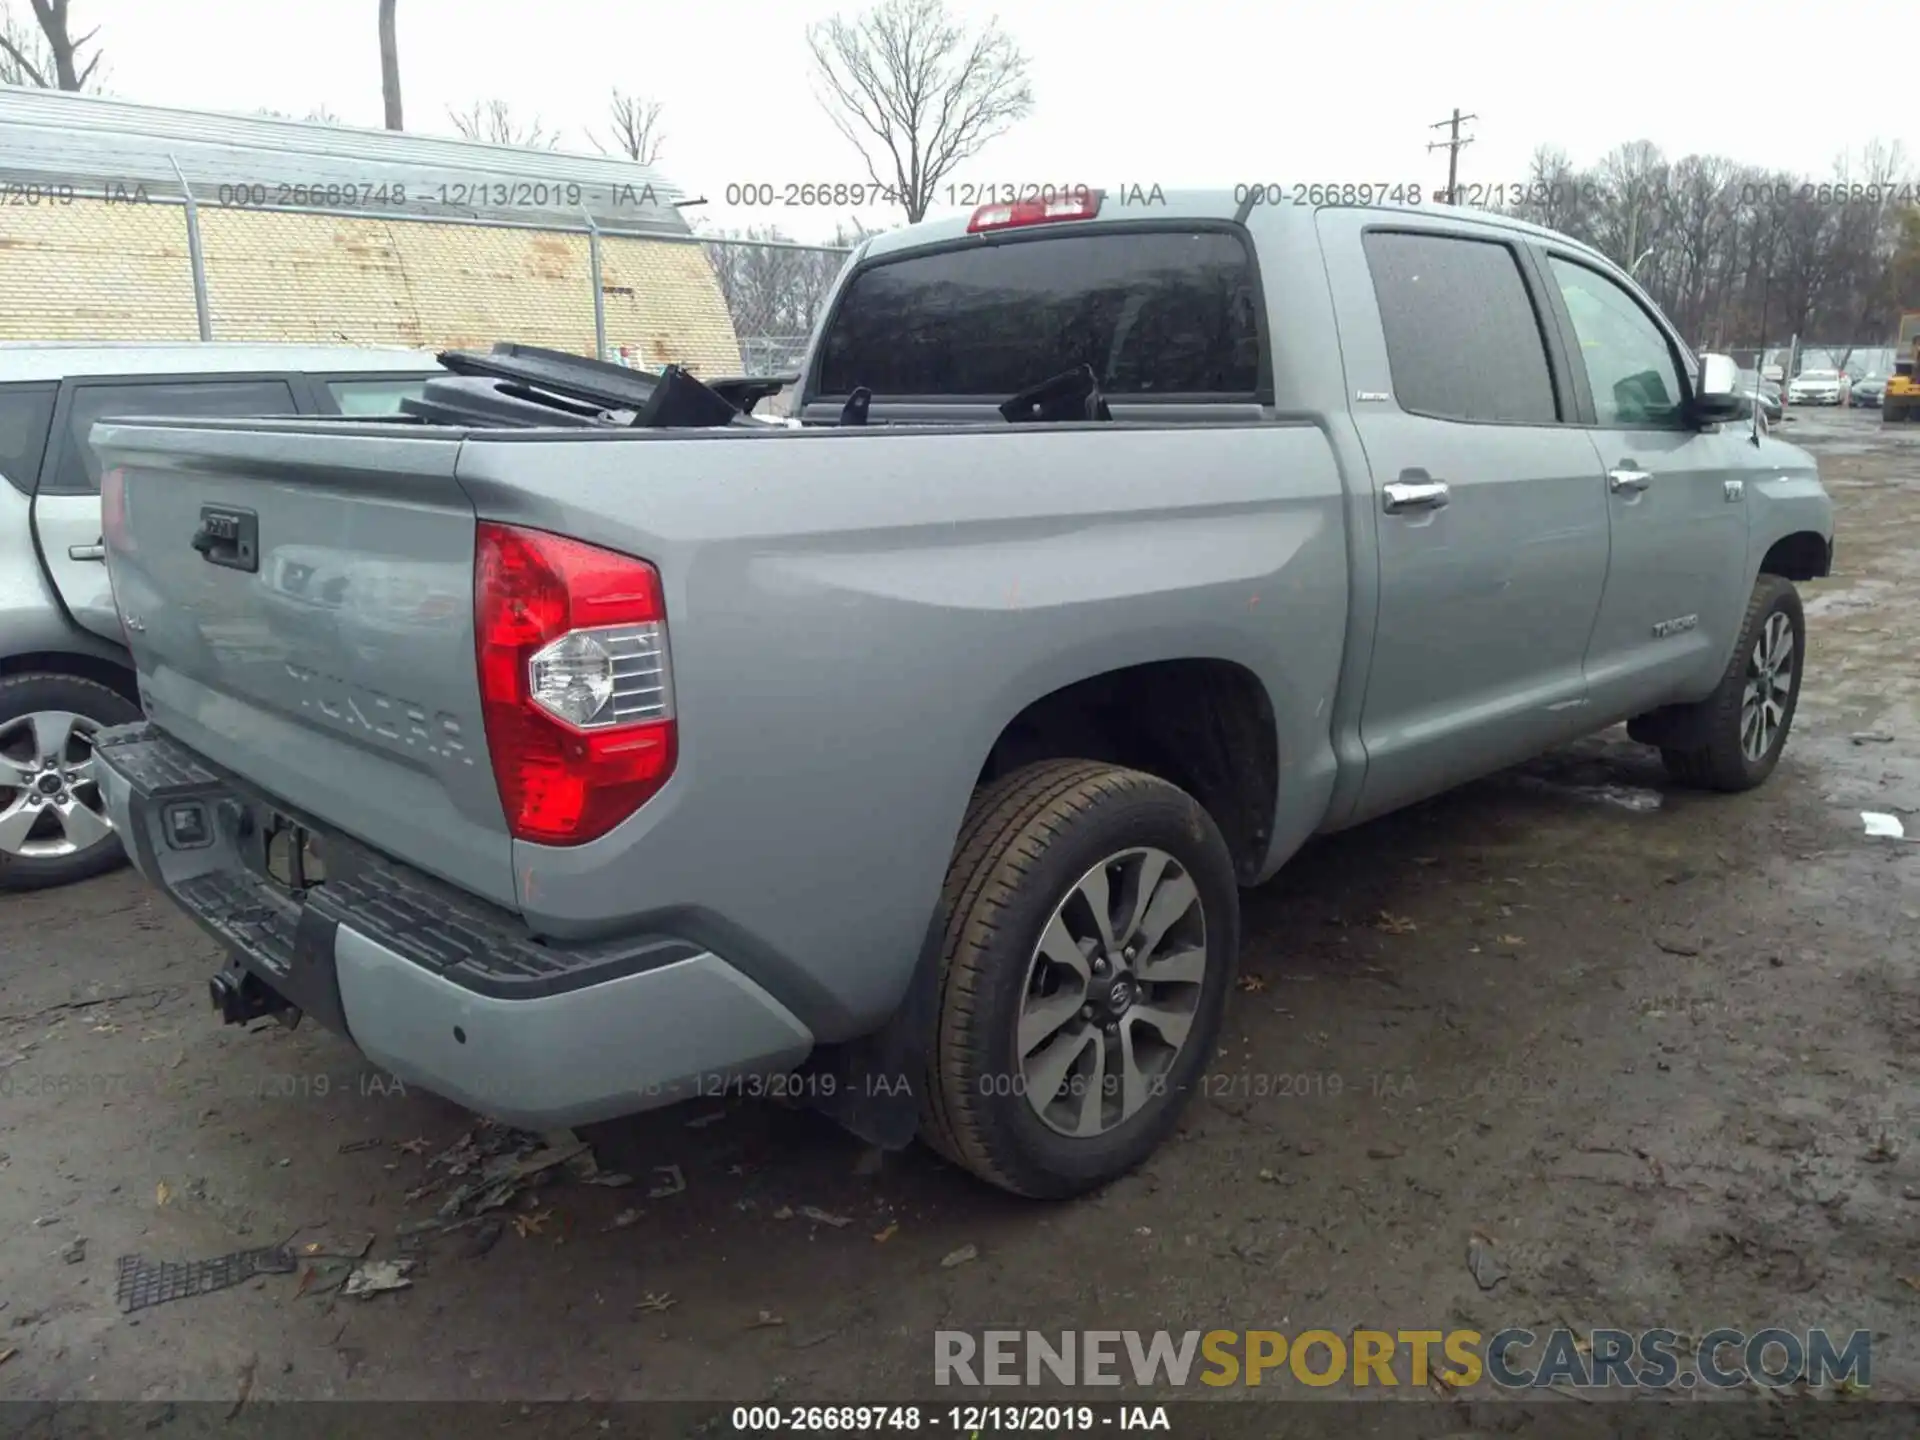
(88, 193, 1833, 1197)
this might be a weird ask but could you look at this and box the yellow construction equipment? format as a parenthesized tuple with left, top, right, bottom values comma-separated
(1887, 310, 1920, 424)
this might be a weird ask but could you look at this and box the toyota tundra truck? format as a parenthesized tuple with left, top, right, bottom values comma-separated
(86, 192, 1834, 1197)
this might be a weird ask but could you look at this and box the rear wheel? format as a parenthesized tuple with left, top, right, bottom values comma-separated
(921, 760, 1239, 1198)
(0, 673, 140, 891)
(1657, 576, 1803, 792)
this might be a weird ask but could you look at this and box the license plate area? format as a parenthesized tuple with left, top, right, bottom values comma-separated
(248, 810, 328, 897)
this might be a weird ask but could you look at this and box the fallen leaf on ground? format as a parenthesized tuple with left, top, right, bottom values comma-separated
(941, 1243, 979, 1268)
(772, 1205, 794, 1220)
(608, 1209, 641, 1230)
(1375, 912, 1417, 934)
(512, 1209, 554, 1238)
(397, 1137, 432, 1155)
(1898, 1275, 1920, 1292)
(1496, 935, 1525, 947)
(0, 1347, 15, 1367)
(155, 1182, 171, 1208)
(748, 1310, 785, 1328)
(1237, 975, 1267, 993)
(636, 1291, 676, 1312)
(872, 1223, 899, 1243)
(342, 1259, 414, 1298)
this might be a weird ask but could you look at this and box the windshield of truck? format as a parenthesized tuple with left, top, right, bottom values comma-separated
(813, 229, 1261, 397)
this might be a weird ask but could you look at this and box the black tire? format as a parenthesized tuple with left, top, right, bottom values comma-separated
(920, 760, 1240, 1198)
(0, 672, 140, 892)
(1658, 575, 1804, 792)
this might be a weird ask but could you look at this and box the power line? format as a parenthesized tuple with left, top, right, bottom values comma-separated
(1427, 109, 1477, 204)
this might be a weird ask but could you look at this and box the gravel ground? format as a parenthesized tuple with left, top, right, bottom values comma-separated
(2, 408, 1917, 1412)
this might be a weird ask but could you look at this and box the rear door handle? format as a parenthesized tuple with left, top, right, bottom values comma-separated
(1383, 479, 1450, 513)
(1608, 467, 1652, 493)
(68, 538, 106, 562)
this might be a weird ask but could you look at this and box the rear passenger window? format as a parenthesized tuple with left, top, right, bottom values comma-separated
(0, 384, 57, 495)
(48, 379, 299, 494)
(815, 230, 1262, 397)
(1363, 231, 1559, 424)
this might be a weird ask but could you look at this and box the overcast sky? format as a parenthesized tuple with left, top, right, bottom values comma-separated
(64, 0, 1913, 242)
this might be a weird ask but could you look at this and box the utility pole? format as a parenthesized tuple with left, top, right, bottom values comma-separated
(1427, 109, 1477, 204)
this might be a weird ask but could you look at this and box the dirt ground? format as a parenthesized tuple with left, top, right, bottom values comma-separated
(3, 409, 1917, 1413)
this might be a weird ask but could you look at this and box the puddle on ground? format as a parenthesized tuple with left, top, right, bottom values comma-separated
(1513, 776, 1664, 813)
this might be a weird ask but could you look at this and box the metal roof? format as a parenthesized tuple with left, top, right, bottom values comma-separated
(0, 86, 692, 237)
(0, 341, 440, 383)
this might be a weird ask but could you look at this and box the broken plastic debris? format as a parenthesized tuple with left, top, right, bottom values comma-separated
(940, 1243, 979, 1268)
(1862, 811, 1908, 839)
(115, 1246, 295, 1314)
(799, 1205, 852, 1228)
(342, 1259, 415, 1298)
(1467, 1231, 1508, 1291)
(647, 1164, 686, 1199)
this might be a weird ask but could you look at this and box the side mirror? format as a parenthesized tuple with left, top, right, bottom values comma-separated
(1691, 352, 1750, 424)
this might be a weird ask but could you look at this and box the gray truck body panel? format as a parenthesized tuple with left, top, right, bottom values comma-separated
(88, 196, 1834, 1127)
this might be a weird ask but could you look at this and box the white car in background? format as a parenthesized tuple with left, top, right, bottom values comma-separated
(0, 343, 439, 889)
(1787, 368, 1844, 405)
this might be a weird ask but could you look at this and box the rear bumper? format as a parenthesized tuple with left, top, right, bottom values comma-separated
(92, 723, 813, 1127)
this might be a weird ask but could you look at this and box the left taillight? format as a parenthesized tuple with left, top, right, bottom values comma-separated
(474, 521, 676, 846)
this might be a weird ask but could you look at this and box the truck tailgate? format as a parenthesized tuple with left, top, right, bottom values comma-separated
(91, 418, 515, 907)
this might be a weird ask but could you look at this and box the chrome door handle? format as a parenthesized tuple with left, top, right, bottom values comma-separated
(1383, 480, 1450, 513)
(68, 539, 106, 562)
(1608, 468, 1652, 493)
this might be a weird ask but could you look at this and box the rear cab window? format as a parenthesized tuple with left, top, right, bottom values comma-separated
(0, 383, 58, 494)
(811, 229, 1263, 400)
(47, 378, 299, 494)
(1361, 230, 1561, 425)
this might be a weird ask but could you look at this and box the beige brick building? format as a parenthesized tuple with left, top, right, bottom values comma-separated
(0, 91, 743, 374)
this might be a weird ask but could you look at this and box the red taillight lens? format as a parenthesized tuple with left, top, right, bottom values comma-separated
(967, 191, 1102, 233)
(474, 522, 676, 845)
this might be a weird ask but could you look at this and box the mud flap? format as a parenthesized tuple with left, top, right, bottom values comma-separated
(800, 910, 944, 1150)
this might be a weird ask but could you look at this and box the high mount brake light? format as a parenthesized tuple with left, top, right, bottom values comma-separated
(474, 522, 676, 845)
(967, 192, 1103, 234)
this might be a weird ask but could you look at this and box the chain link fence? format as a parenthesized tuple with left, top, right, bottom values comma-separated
(0, 194, 852, 381)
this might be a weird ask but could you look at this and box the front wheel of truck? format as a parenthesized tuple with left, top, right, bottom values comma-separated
(921, 760, 1240, 1198)
(1655, 574, 1805, 792)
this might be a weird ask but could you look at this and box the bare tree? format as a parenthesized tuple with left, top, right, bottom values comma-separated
(807, 0, 1033, 222)
(1502, 137, 1917, 354)
(378, 0, 403, 130)
(448, 99, 561, 149)
(0, 4, 49, 85)
(0, 0, 102, 90)
(703, 223, 873, 370)
(594, 88, 666, 166)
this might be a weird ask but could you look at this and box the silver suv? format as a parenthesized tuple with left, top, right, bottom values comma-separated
(0, 343, 438, 889)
